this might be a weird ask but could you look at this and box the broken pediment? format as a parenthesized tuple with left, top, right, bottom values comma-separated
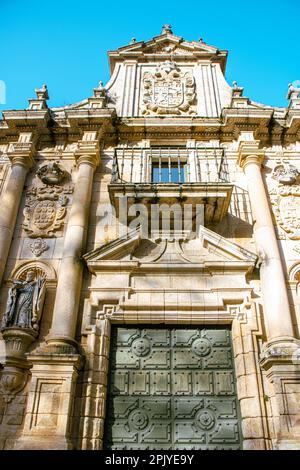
(83, 226, 257, 274)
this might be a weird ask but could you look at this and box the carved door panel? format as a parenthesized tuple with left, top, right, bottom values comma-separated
(104, 327, 242, 449)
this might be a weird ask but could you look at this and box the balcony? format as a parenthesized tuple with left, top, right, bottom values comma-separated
(108, 146, 233, 224)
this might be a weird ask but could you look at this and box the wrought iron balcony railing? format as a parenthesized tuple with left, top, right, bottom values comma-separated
(111, 146, 229, 184)
(109, 146, 232, 224)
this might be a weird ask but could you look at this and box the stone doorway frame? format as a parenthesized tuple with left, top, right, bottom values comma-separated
(79, 300, 269, 450)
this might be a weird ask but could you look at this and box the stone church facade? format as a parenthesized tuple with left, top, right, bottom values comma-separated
(0, 26, 300, 450)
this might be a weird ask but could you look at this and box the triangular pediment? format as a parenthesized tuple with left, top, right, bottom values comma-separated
(113, 35, 218, 55)
(198, 226, 257, 263)
(84, 227, 141, 262)
(108, 30, 227, 73)
(83, 226, 257, 273)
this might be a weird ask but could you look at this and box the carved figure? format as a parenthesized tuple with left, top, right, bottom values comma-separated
(1, 271, 46, 330)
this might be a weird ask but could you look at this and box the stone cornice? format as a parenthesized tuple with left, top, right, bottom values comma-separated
(64, 107, 115, 122)
(1, 109, 50, 130)
(285, 108, 300, 133)
(0, 106, 299, 146)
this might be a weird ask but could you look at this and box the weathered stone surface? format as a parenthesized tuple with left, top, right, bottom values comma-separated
(0, 27, 300, 451)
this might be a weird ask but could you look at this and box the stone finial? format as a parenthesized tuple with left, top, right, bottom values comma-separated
(287, 82, 300, 100)
(232, 81, 244, 97)
(161, 24, 173, 35)
(35, 84, 49, 100)
(28, 84, 49, 110)
(88, 81, 108, 109)
(93, 81, 107, 98)
(287, 82, 300, 109)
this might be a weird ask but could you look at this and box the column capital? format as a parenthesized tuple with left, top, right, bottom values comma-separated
(7, 138, 35, 169)
(74, 139, 100, 168)
(237, 140, 264, 169)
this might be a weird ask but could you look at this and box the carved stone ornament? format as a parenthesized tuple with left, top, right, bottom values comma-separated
(293, 243, 300, 255)
(142, 61, 196, 115)
(1, 270, 46, 331)
(270, 184, 300, 240)
(272, 162, 299, 185)
(23, 183, 73, 238)
(0, 363, 30, 403)
(28, 238, 49, 257)
(0, 271, 46, 403)
(36, 162, 67, 185)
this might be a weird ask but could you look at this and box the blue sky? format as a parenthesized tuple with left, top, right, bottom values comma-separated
(0, 0, 299, 112)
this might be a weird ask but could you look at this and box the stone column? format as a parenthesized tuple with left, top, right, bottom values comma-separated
(238, 137, 300, 449)
(238, 138, 295, 345)
(0, 133, 34, 285)
(17, 133, 100, 450)
(47, 133, 99, 348)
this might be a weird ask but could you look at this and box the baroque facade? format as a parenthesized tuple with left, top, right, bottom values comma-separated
(0, 26, 300, 450)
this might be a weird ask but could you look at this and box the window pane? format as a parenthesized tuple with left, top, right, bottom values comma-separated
(152, 162, 186, 183)
(152, 166, 160, 183)
(171, 167, 180, 183)
(161, 167, 169, 182)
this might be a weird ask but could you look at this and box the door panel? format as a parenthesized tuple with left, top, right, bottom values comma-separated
(104, 327, 241, 449)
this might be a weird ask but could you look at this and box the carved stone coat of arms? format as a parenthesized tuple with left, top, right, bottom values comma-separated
(270, 185, 300, 239)
(270, 163, 300, 240)
(142, 61, 196, 115)
(23, 184, 72, 238)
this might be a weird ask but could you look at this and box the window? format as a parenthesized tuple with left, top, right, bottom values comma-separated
(152, 161, 187, 183)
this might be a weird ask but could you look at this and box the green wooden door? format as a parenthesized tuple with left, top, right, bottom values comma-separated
(104, 327, 242, 449)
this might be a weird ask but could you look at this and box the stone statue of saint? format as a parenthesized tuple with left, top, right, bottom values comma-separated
(1, 271, 46, 330)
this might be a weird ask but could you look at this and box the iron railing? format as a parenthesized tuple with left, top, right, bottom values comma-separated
(111, 146, 229, 184)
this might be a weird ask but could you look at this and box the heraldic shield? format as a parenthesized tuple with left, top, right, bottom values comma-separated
(142, 61, 196, 115)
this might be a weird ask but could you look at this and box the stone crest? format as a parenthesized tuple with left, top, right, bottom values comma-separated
(272, 162, 299, 185)
(36, 162, 67, 185)
(142, 61, 196, 115)
(23, 182, 73, 238)
(270, 165, 300, 239)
